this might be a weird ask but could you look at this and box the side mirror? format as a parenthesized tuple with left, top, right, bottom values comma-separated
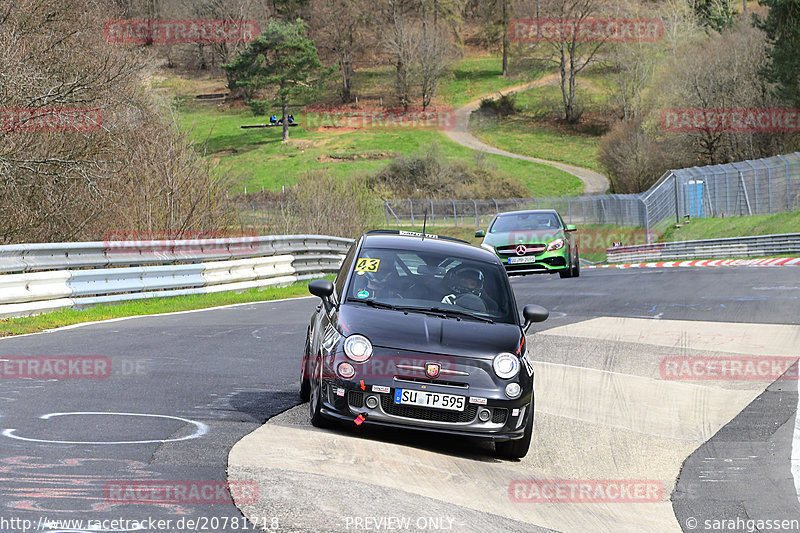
(309, 279, 334, 300)
(475, 230, 486, 238)
(522, 304, 549, 333)
(565, 224, 577, 232)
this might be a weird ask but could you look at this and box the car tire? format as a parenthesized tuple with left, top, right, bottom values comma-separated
(495, 397, 534, 459)
(309, 356, 334, 429)
(300, 335, 311, 402)
(572, 251, 580, 277)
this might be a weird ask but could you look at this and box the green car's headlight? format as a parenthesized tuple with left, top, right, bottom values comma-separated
(546, 238, 565, 252)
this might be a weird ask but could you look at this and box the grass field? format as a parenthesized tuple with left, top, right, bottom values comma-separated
(661, 212, 800, 242)
(440, 55, 545, 108)
(163, 54, 585, 197)
(0, 281, 319, 337)
(468, 66, 613, 174)
(177, 98, 583, 196)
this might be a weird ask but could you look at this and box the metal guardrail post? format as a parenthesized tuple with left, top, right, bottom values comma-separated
(409, 198, 414, 227)
(452, 200, 457, 225)
(473, 200, 479, 228)
(673, 173, 680, 224)
(493, 198, 499, 215)
(777, 154, 791, 211)
(767, 163, 773, 214)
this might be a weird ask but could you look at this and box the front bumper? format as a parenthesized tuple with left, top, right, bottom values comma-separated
(498, 250, 568, 276)
(317, 354, 533, 441)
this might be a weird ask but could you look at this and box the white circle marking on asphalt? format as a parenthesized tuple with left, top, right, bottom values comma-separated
(1, 412, 208, 444)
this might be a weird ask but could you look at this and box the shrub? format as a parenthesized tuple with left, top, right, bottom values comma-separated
(368, 144, 528, 199)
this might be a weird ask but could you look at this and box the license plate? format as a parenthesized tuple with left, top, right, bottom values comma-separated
(393, 389, 465, 411)
(508, 256, 538, 264)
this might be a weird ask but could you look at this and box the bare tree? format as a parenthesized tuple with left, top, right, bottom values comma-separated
(382, 0, 421, 110)
(417, 12, 459, 109)
(519, 0, 606, 123)
(308, 0, 369, 103)
(0, 0, 233, 243)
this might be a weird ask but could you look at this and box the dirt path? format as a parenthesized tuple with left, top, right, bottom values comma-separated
(444, 73, 610, 195)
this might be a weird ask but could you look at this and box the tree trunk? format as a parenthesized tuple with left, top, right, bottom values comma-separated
(502, 0, 509, 77)
(282, 97, 289, 142)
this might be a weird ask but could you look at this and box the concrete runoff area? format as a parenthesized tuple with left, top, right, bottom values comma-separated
(229, 317, 800, 532)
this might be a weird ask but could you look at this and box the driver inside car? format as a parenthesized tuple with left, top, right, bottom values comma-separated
(441, 268, 488, 312)
(352, 259, 403, 299)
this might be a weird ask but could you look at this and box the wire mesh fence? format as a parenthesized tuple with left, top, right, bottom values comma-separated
(383, 152, 800, 239)
(234, 152, 800, 243)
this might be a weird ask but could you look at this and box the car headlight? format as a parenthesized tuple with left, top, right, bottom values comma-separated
(546, 238, 565, 251)
(343, 334, 373, 362)
(493, 352, 520, 379)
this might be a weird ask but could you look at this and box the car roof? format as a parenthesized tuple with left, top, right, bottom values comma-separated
(361, 232, 499, 263)
(495, 209, 560, 217)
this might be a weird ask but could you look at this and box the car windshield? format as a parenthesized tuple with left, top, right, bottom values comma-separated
(490, 212, 562, 233)
(346, 247, 516, 324)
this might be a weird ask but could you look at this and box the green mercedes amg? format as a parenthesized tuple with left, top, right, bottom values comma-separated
(475, 209, 580, 278)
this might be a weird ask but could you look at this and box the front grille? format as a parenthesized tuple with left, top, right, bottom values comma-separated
(394, 377, 469, 389)
(497, 244, 546, 256)
(380, 394, 477, 423)
(348, 390, 364, 408)
(492, 408, 508, 424)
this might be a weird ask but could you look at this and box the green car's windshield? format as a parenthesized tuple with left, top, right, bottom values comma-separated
(490, 212, 562, 233)
(346, 247, 516, 324)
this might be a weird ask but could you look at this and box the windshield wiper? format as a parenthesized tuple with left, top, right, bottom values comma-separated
(398, 305, 495, 324)
(347, 299, 494, 323)
(347, 298, 397, 310)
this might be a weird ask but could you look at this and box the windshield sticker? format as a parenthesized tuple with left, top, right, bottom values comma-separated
(357, 290, 370, 299)
(355, 258, 380, 272)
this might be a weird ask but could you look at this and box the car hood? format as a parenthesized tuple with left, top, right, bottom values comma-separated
(338, 304, 522, 359)
(484, 230, 564, 247)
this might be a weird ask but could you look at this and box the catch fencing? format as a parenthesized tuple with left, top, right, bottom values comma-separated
(0, 235, 353, 319)
(381, 152, 800, 241)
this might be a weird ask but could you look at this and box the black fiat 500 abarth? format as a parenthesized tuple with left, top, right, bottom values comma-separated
(300, 230, 548, 459)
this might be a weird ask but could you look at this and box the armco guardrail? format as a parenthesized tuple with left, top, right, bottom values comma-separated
(0, 235, 353, 319)
(606, 233, 800, 263)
